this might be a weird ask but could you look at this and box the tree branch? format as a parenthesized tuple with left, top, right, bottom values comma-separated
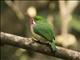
(0, 32, 80, 60)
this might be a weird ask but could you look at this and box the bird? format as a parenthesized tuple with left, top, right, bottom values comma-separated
(30, 16, 56, 52)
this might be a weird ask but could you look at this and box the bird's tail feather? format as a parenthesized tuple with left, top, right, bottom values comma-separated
(49, 42, 56, 52)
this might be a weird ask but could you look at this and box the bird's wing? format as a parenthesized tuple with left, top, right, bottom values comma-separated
(33, 23, 55, 42)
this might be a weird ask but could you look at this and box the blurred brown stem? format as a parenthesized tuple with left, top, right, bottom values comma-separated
(5, 0, 24, 20)
(1, 32, 80, 60)
(59, 0, 70, 36)
(59, 0, 79, 36)
(5, 0, 32, 37)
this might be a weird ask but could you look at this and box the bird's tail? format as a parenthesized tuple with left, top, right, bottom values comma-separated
(49, 41, 56, 52)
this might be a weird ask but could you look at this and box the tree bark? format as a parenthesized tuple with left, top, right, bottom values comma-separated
(0, 32, 80, 60)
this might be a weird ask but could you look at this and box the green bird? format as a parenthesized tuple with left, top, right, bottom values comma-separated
(30, 16, 56, 52)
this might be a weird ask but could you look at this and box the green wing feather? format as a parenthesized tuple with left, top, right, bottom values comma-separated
(33, 22, 55, 42)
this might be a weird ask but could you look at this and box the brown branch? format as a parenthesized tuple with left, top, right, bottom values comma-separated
(0, 32, 80, 60)
(5, 0, 25, 20)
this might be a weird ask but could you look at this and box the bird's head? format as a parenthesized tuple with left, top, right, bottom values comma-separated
(29, 16, 45, 26)
(33, 16, 44, 22)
